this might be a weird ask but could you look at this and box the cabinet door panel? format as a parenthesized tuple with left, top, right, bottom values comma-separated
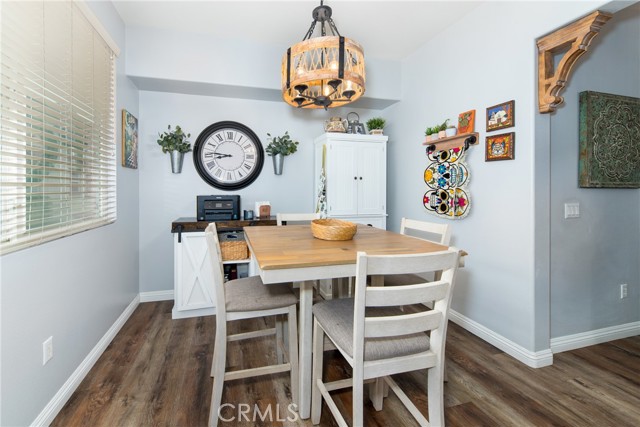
(326, 143, 358, 216)
(175, 233, 216, 312)
(357, 143, 386, 215)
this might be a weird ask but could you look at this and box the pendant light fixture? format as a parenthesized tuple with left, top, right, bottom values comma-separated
(281, 0, 365, 109)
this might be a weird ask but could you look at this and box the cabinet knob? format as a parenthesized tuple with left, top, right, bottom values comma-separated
(359, 177, 363, 180)
(354, 176, 357, 180)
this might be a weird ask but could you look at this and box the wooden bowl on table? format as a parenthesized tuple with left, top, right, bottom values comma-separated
(311, 219, 357, 241)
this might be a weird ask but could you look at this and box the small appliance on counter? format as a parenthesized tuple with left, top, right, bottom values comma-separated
(197, 195, 240, 221)
(254, 201, 271, 218)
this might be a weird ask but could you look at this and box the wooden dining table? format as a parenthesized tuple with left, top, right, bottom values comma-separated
(243, 224, 449, 419)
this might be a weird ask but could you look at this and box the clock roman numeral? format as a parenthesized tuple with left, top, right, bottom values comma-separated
(246, 154, 255, 160)
(215, 133, 224, 142)
(206, 160, 216, 170)
(226, 131, 234, 140)
(243, 163, 252, 171)
(226, 172, 232, 181)
(214, 168, 222, 178)
(204, 152, 214, 158)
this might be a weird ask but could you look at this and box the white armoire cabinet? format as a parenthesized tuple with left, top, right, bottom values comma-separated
(314, 133, 388, 229)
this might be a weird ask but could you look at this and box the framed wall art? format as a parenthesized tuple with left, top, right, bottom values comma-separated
(486, 100, 515, 132)
(457, 110, 475, 134)
(485, 132, 515, 161)
(578, 91, 640, 188)
(122, 109, 138, 169)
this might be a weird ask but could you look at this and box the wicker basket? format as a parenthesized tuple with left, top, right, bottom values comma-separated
(220, 241, 249, 261)
(311, 219, 357, 241)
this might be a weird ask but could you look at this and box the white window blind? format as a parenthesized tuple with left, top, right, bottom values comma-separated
(1, 0, 117, 255)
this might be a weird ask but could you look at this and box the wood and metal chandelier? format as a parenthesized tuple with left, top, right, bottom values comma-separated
(281, 0, 365, 109)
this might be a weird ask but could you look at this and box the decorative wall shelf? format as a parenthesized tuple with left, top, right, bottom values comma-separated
(422, 132, 479, 152)
(536, 10, 611, 114)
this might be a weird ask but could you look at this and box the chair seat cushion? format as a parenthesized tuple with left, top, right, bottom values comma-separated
(312, 298, 430, 361)
(225, 276, 297, 312)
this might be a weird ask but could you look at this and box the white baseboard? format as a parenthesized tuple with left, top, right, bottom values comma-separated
(31, 295, 140, 427)
(449, 309, 554, 368)
(139, 289, 174, 302)
(550, 321, 640, 354)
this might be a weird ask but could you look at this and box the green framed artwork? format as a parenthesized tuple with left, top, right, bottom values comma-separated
(122, 109, 138, 169)
(579, 91, 640, 188)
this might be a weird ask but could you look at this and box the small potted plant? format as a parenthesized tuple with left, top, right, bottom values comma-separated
(266, 131, 299, 175)
(430, 125, 441, 141)
(366, 117, 386, 135)
(157, 125, 191, 173)
(445, 120, 458, 137)
(437, 119, 449, 138)
(424, 127, 436, 142)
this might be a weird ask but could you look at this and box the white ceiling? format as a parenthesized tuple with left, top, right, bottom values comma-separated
(112, 0, 482, 61)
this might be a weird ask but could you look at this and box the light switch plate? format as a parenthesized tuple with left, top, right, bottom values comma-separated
(564, 202, 580, 219)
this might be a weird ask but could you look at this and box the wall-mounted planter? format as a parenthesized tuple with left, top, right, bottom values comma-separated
(272, 154, 284, 175)
(170, 150, 184, 174)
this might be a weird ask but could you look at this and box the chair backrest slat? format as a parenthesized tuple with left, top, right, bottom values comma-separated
(400, 217, 451, 246)
(277, 213, 321, 226)
(365, 281, 448, 307)
(364, 310, 443, 338)
(365, 250, 459, 276)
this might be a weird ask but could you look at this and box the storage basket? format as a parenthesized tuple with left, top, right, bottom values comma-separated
(220, 241, 249, 261)
(311, 219, 357, 241)
(219, 231, 249, 261)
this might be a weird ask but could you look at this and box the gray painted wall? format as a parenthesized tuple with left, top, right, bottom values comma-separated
(550, 3, 640, 338)
(0, 1, 140, 425)
(384, 0, 607, 353)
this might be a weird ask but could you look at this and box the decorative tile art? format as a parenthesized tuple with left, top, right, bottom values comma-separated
(579, 91, 640, 188)
(423, 144, 470, 219)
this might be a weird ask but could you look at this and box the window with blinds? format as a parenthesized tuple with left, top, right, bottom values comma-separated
(1, 0, 118, 255)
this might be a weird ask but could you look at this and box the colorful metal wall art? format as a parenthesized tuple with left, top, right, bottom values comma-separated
(423, 144, 470, 219)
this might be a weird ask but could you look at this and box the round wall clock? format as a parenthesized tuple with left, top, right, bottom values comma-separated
(193, 121, 264, 190)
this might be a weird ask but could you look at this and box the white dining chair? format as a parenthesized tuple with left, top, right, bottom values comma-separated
(205, 223, 299, 427)
(383, 217, 452, 287)
(275, 212, 322, 358)
(276, 212, 321, 226)
(311, 248, 460, 426)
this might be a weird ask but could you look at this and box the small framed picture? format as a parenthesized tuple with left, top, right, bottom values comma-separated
(485, 132, 515, 161)
(122, 109, 138, 169)
(457, 109, 476, 134)
(486, 100, 515, 132)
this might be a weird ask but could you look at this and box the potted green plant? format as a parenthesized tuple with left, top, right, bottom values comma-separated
(424, 126, 436, 142)
(266, 131, 299, 175)
(366, 117, 386, 135)
(437, 119, 450, 138)
(445, 119, 458, 137)
(429, 125, 441, 141)
(157, 125, 191, 173)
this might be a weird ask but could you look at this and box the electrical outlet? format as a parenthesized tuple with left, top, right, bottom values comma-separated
(620, 284, 628, 299)
(43, 336, 53, 365)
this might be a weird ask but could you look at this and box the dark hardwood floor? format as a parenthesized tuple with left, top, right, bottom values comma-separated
(53, 301, 640, 426)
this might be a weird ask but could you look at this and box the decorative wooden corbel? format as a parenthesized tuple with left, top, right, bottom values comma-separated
(537, 10, 612, 114)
